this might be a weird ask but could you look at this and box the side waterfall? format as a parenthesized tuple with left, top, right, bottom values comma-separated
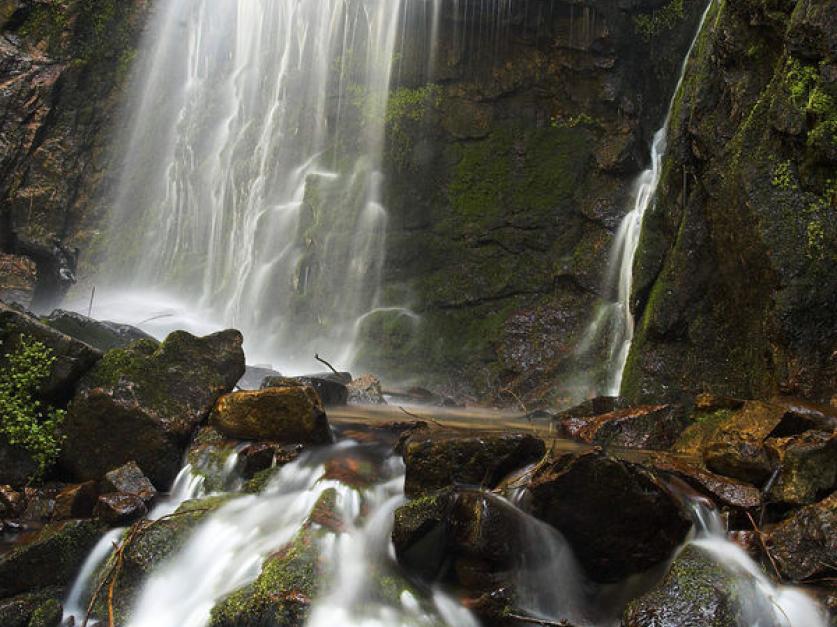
(578, 1, 716, 396)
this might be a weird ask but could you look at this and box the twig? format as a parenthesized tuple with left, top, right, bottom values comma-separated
(501, 387, 528, 414)
(506, 612, 572, 626)
(398, 406, 446, 429)
(314, 353, 340, 376)
(746, 511, 782, 581)
(135, 313, 173, 325)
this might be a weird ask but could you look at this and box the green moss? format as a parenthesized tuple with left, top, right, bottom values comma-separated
(634, 0, 686, 42)
(385, 84, 442, 169)
(771, 160, 797, 191)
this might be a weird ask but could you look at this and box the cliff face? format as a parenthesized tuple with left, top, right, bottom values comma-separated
(623, 0, 836, 406)
(358, 0, 710, 403)
(0, 0, 148, 308)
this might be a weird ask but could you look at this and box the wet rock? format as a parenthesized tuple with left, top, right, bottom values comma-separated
(556, 404, 688, 450)
(0, 518, 105, 596)
(0, 253, 37, 308)
(209, 386, 332, 444)
(19, 486, 61, 525)
(401, 430, 546, 497)
(765, 431, 837, 506)
(52, 481, 98, 520)
(347, 374, 386, 405)
(770, 398, 837, 434)
(0, 438, 38, 489)
(262, 374, 349, 406)
(675, 401, 787, 484)
(43, 309, 157, 353)
(185, 426, 239, 493)
(529, 451, 691, 582)
(767, 491, 837, 582)
(60, 329, 245, 489)
(236, 443, 277, 479)
(92, 495, 233, 623)
(555, 396, 631, 421)
(392, 488, 453, 580)
(237, 365, 283, 390)
(647, 454, 762, 511)
(622, 545, 748, 627)
(323, 453, 381, 489)
(0, 302, 102, 404)
(0, 485, 23, 518)
(0, 587, 63, 627)
(94, 493, 148, 525)
(101, 461, 157, 505)
(694, 393, 745, 412)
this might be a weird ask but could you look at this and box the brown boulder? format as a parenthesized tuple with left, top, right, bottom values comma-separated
(765, 431, 837, 506)
(401, 430, 545, 497)
(529, 451, 691, 582)
(94, 493, 147, 525)
(209, 386, 332, 444)
(346, 374, 386, 404)
(767, 491, 837, 581)
(101, 461, 157, 505)
(52, 481, 98, 520)
(557, 404, 689, 450)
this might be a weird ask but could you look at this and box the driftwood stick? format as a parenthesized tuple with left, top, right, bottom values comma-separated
(506, 612, 573, 626)
(314, 353, 340, 376)
(746, 511, 782, 581)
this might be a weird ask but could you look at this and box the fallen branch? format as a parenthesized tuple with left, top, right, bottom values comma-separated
(746, 511, 782, 581)
(500, 387, 528, 414)
(506, 612, 573, 626)
(314, 353, 340, 376)
(398, 406, 446, 430)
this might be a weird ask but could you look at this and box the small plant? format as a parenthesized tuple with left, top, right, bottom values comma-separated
(634, 0, 685, 41)
(771, 160, 797, 191)
(0, 336, 65, 479)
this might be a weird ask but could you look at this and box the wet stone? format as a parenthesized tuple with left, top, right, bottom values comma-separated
(94, 493, 148, 525)
(52, 481, 98, 520)
(101, 461, 157, 504)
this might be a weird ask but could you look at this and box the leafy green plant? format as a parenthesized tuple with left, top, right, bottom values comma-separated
(634, 0, 685, 41)
(0, 336, 65, 479)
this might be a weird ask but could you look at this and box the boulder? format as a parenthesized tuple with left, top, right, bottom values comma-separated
(647, 454, 762, 511)
(52, 481, 98, 520)
(236, 443, 277, 479)
(554, 396, 630, 422)
(556, 404, 689, 450)
(346, 374, 386, 405)
(322, 452, 381, 489)
(0, 253, 37, 308)
(209, 387, 332, 444)
(0, 485, 23, 518)
(392, 488, 454, 580)
(0, 302, 101, 404)
(60, 329, 245, 489)
(101, 461, 157, 504)
(767, 491, 837, 581)
(0, 518, 105, 596)
(529, 451, 691, 582)
(43, 309, 157, 352)
(401, 430, 546, 497)
(261, 374, 348, 406)
(94, 493, 148, 525)
(622, 545, 750, 626)
(237, 365, 283, 391)
(91, 495, 232, 623)
(0, 587, 63, 627)
(675, 401, 787, 484)
(765, 431, 837, 506)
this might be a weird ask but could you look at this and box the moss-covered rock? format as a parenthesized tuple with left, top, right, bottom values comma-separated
(401, 430, 545, 497)
(43, 309, 157, 352)
(0, 587, 63, 627)
(622, 545, 746, 626)
(60, 329, 245, 489)
(556, 403, 689, 450)
(209, 387, 332, 445)
(0, 518, 105, 596)
(765, 431, 837, 505)
(767, 490, 837, 581)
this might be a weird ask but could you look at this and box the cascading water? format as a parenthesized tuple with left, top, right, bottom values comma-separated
(95, 0, 405, 369)
(577, 1, 716, 397)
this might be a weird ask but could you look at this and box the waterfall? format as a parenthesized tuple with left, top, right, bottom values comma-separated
(578, 1, 716, 397)
(97, 0, 405, 370)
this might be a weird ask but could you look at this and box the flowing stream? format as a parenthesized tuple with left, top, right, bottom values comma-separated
(578, 0, 716, 397)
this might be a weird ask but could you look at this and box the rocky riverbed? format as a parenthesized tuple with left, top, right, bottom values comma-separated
(0, 303, 834, 626)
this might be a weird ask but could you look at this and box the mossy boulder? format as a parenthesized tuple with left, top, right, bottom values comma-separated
(0, 587, 63, 627)
(622, 545, 747, 626)
(43, 309, 157, 352)
(261, 374, 348, 406)
(0, 302, 101, 404)
(767, 490, 837, 581)
(392, 488, 454, 580)
(209, 387, 332, 445)
(0, 518, 105, 596)
(765, 431, 837, 506)
(60, 329, 245, 489)
(401, 430, 545, 497)
(91, 494, 233, 623)
(529, 451, 691, 582)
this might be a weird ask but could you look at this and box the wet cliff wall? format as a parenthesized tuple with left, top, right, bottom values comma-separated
(622, 0, 836, 406)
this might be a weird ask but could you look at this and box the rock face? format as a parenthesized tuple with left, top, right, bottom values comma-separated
(767, 491, 837, 581)
(0, 518, 104, 597)
(0, 0, 150, 308)
(400, 430, 545, 497)
(0, 302, 101, 404)
(60, 330, 245, 489)
(622, 0, 837, 405)
(209, 387, 332, 444)
(622, 545, 750, 627)
(0, 253, 36, 307)
(529, 451, 691, 582)
(43, 309, 157, 352)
